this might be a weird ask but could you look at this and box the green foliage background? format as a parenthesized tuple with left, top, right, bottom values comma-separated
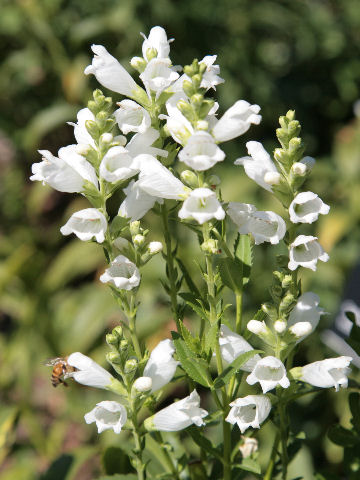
(0, 0, 360, 478)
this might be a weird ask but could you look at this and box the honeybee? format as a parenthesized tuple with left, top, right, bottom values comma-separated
(44, 357, 76, 387)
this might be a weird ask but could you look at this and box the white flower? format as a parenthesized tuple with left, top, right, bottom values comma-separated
(67, 352, 114, 389)
(288, 292, 325, 334)
(300, 356, 352, 391)
(212, 101, 261, 142)
(143, 339, 179, 392)
(247, 320, 268, 336)
(225, 395, 271, 433)
(118, 180, 160, 221)
(84, 45, 139, 97)
(239, 437, 259, 458)
(199, 55, 224, 90)
(133, 376, 153, 392)
(115, 100, 151, 135)
(289, 322, 313, 338)
(291, 162, 306, 176)
(134, 154, 188, 200)
(99, 146, 139, 183)
(246, 356, 290, 393)
(148, 241, 163, 254)
(68, 108, 95, 148)
(140, 58, 179, 99)
(100, 255, 140, 290)
(126, 128, 168, 159)
(30, 146, 98, 193)
(264, 171, 281, 186)
(161, 102, 194, 145)
(178, 132, 225, 171)
(289, 191, 330, 224)
(141, 26, 173, 60)
(274, 320, 287, 334)
(178, 188, 225, 224)
(288, 235, 329, 271)
(234, 141, 278, 192)
(227, 203, 256, 232)
(219, 324, 261, 372)
(84, 401, 127, 434)
(60, 208, 107, 243)
(145, 390, 208, 432)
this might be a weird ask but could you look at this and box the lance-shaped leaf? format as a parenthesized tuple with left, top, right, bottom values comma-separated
(213, 350, 262, 390)
(218, 257, 244, 295)
(328, 425, 359, 447)
(178, 320, 201, 355)
(172, 332, 212, 388)
(234, 233, 253, 286)
(177, 258, 202, 300)
(187, 426, 223, 461)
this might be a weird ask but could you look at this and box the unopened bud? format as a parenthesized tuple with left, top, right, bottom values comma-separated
(180, 170, 198, 188)
(239, 437, 258, 458)
(291, 162, 306, 176)
(119, 339, 129, 351)
(264, 171, 281, 186)
(130, 221, 141, 236)
(247, 319, 267, 335)
(182, 80, 195, 97)
(133, 376, 152, 392)
(114, 134, 127, 146)
(76, 143, 91, 156)
(112, 325, 123, 338)
(279, 293, 296, 313)
(274, 320, 287, 334)
(106, 351, 122, 365)
(177, 100, 195, 121)
(101, 132, 113, 144)
(201, 239, 219, 255)
(145, 47, 158, 62)
(148, 241, 163, 254)
(106, 333, 118, 346)
(133, 234, 146, 246)
(261, 303, 278, 321)
(130, 56, 147, 73)
(124, 358, 138, 374)
(289, 322, 312, 338)
(281, 275, 292, 288)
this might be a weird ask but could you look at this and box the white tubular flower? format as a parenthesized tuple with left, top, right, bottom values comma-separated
(85, 401, 127, 434)
(289, 191, 330, 224)
(115, 100, 151, 135)
(68, 108, 95, 148)
(133, 376, 153, 392)
(30, 146, 98, 193)
(84, 45, 139, 97)
(300, 356, 352, 391)
(145, 390, 208, 432)
(178, 188, 225, 224)
(141, 26, 173, 60)
(178, 132, 225, 171)
(219, 324, 261, 372)
(274, 320, 287, 334)
(288, 292, 325, 334)
(234, 141, 278, 192)
(288, 235, 329, 271)
(134, 154, 188, 200)
(239, 437, 259, 458)
(212, 101, 261, 142)
(140, 58, 179, 99)
(148, 241, 163, 254)
(199, 55, 224, 90)
(99, 146, 139, 183)
(227, 203, 256, 232)
(143, 339, 179, 392)
(126, 128, 168, 159)
(289, 322, 313, 338)
(60, 208, 107, 243)
(100, 255, 140, 290)
(226, 395, 271, 434)
(247, 320, 268, 335)
(162, 103, 194, 145)
(245, 211, 286, 245)
(118, 180, 160, 221)
(246, 356, 290, 393)
(67, 352, 114, 389)
(264, 171, 281, 186)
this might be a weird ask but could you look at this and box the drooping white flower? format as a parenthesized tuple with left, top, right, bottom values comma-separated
(133, 376, 153, 392)
(126, 128, 168, 159)
(141, 26, 173, 60)
(100, 255, 140, 290)
(67, 352, 114, 389)
(199, 55, 224, 90)
(300, 356, 352, 391)
(60, 208, 107, 243)
(246, 356, 290, 393)
(99, 146, 139, 183)
(30, 146, 98, 193)
(288, 292, 325, 334)
(118, 180, 161, 221)
(140, 58, 179, 99)
(144, 390, 208, 432)
(143, 339, 179, 392)
(85, 401, 127, 434)
(161, 101, 194, 145)
(219, 324, 261, 372)
(289, 191, 330, 224)
(212, 101, 261, 142)
(225, 395, 271, 434)
(178, 188, 225, 224)
(178, 132, 225, 171)
(68, 108, 95, 148)
(227, 203, 256, 232)
(288, 235, 329, 271)
(84, 45, 139, 97)
(115, 100, 151, 135)
(234, 142, 278, 192)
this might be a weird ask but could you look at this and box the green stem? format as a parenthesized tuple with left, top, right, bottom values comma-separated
(132, 422, 145, 480)
(264, 431, 280, 480)
(127, 294, 142, 359)
(277, 390, 289, 480)
(235, 292, 243, 334)
(154, 432, 179, 479)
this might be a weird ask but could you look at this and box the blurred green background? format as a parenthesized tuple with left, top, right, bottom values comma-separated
(1, 0, 360, 478)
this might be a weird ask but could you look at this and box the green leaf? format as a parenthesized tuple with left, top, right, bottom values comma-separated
(328, 425, 359, 447)
(40, 454, 73, 480)
(218, 257, 243, 295)
(178, 320, 201, 355)
(176, 258, 202, 299)
(187, 426, 223, 461)
(234, 458, 261, 474)
(98, 475, 137, 480)
(204, 322, 218, 355)
(179, 293, 208, 322)
(172, 332, 212, 387)
(102, 446, 135, 475)
(213, 350, 262, 390)
(349, 393, 360, 433)
(234, 233, 252, 286)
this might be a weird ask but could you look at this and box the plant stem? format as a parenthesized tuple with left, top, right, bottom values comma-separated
(154, 432, 180, 479)
(277, 390, 289, 480)
(235, 292, 243, 334)
(264, 431, 280, 480)
(161, 202, 180, 331)
(132, 422, 145, 480)
(126, 293, 142, 359)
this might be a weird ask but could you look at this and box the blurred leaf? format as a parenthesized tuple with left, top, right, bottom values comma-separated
(328, 424, 359, 447)
(0, 406, 18, 464)
(98, 475, 137, 480)
(234, 458, 261, 474)
(234, 233, 252, 286)
(102, 446, 135, 475)
(349, 393, 360, 433)
(187, 426, 222, 461)
(40, 454, 73, 480)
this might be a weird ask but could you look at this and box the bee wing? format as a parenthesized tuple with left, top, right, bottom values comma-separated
(42, 357, 63, 366)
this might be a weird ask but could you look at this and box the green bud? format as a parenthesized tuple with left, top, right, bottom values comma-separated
(119, 339, 129, 351)
(261, 302, 278, 322)
(177, 99, 196, 122)
(85, 120, 99, 140)
(199, 99, 215, 119)
(182, 80, 196, 97)
(133, 234, 146, 246)
(184, 59, 199, 77)
(199, 62, 207, 75)
(106, 333, 118, 347)
(87, 100, 97, 114)
(279, 293, 296, 313)
(130, 221, 141, 236)
(201, 238, 219, 255)
(112, 325, 123, 338)
(274, 148, 290, 165)
(271, 285, 283, 298)
(191, 74, 202, 90)
(191, 93, 204, 108)
(106, 351, 122, 365)
(145, 47, 158, 61)
(95, 111, 108, 130)
(273, 270, 284, 282)
(180, 170, 198, 188)
(124, 358, 138, 374)
(130, 56, 147, 73)
(286, 110, 295, 122)
(281, 275, 293, 288)
(94, 89, 106, 104)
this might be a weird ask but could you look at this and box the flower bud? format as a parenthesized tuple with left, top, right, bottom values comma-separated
(124, 358, 138, 374)
(196, 120, 209, 131)
(291, 162, 306, 176)
(264, 171, 281, 186)
(177, 100, 195, 122)
(274, 320, 287, 334)
(281, 275, 293, 288)
(114, 134, 127, 146)
(112, 325, 123, 339)
(289, 321, 313, 338)
(119, 339, 129, 351)
(239, 437, 258, 458)
(148, 241, 163, 254)
(191, 74, 202, 89)
(85, 119, 99, 139)
(106, 351, 122, 365)
(76, 144, 91, 156)
(180, 170, 198, 188)
(182, 80, 196, 97)
(101, 132, 113, 144)
(106, 333, 118, 347)
(133, 234, 146, 246)
(145, 47, 158, 62)
(130, 56, 147, 73)
(247, 320, 267, 335)
(201, 238, 219, 255)
(279, 293, 296, 313)
(130, 221, 141, 236)
(133, 376, 153, 392)
(273, 148, 289, 164)
(261, 303, 278, 322)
